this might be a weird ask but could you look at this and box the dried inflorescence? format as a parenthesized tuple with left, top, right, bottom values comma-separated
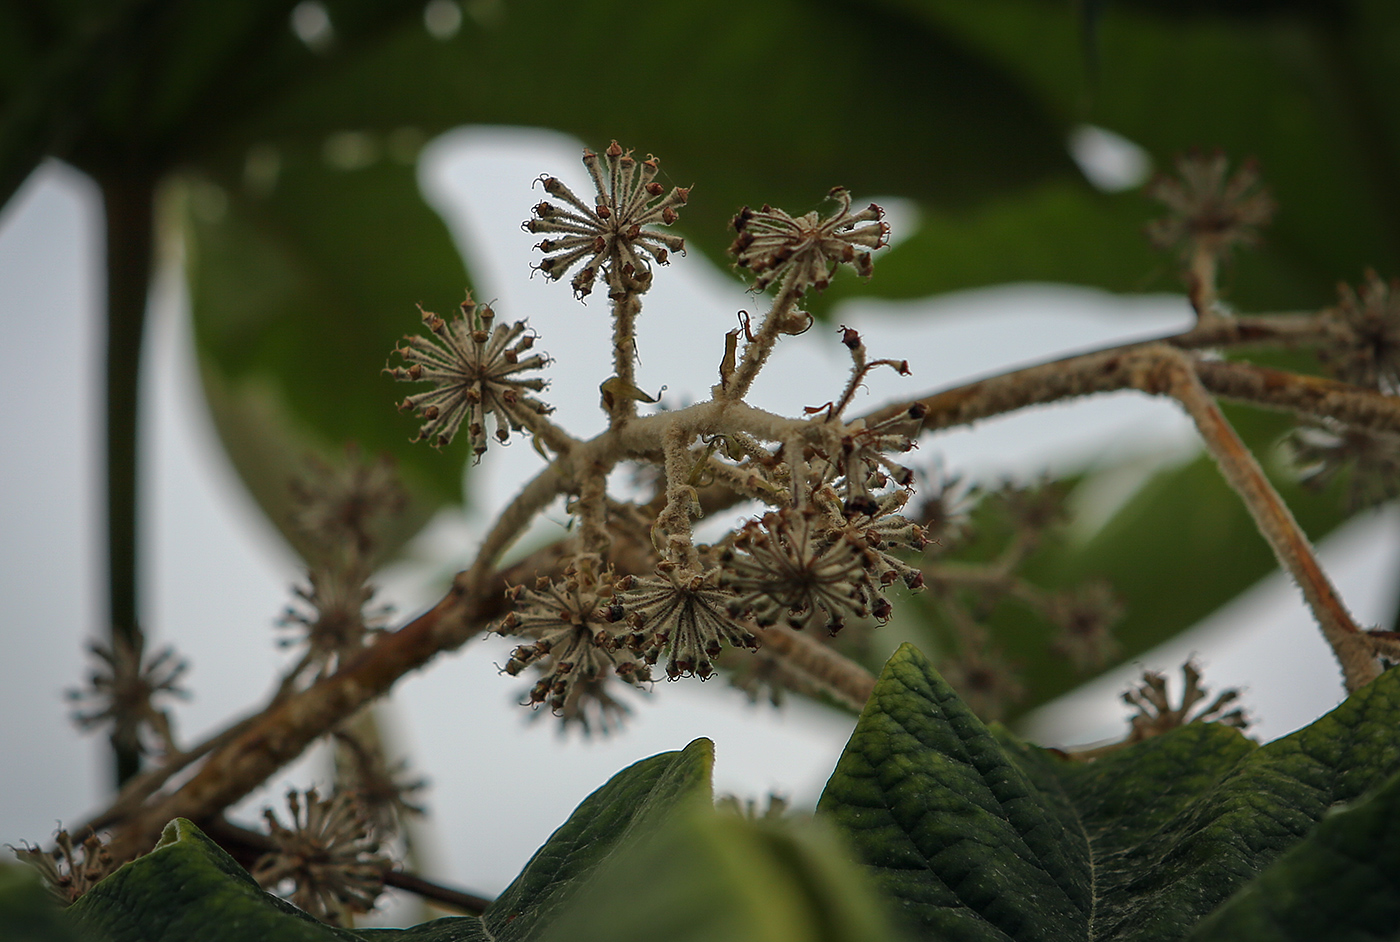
(730, 187, 888, 296)
(720, 505, 898, 634)
(8, 828, 117, 905)
(67, 632, 187, 757)
(1123, 660, 1249, 743)
(938, 642, 1026, 723)
(288, 448, 406, 565)
(252, 787, 391, 926)
(616, 562, 758, 680)
(1318, 270, 1400, 393)
(493, 556, 652, 731)
(279, 556, 392, 681)
(1146, 150, 1275, 263)
(1288, 419, 1400, 511)
(332, 728, 428, 839)
(525, 141, 688, 298)
(383, 142, 1129, 729)
(387, 295, 552, 456)
(1046, 580, 1123, 671)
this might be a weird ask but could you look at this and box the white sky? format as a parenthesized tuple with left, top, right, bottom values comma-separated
(2, 126, 1397, 917)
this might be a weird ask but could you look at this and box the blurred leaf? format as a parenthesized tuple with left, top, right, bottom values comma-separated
(539, 805, 905, 942)
(0, 862, 92, 942)
(858, 401, 1353, 720)
(870, 0, 1400, 308)
(51, 742, 712, 937)
(181, 143, 470, 558)
(482, 737, 714, 940)
(818, 643, 1400, 941)
(218, 0, 1077, 274)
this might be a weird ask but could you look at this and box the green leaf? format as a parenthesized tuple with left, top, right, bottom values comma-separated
(817, 643, 1095, 941)
(181, 141, 471, 559)
(1186, 768, 1400, 942)
(224, 0, 1076, 277)
(538, 805, 906, 942)
(483, 737, 714, 940)
(66, 818, 360, 941)
(819, 644, 1400, 941)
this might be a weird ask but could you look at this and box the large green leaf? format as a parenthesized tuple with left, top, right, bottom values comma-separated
(212, 0, 1077, 277)
(818, 643, 1400, 941)
(1187, 767, 1400, 942)
(181, 140, 471, 557)
(483, 737, 714, 940)
(538, 805, 906, 942)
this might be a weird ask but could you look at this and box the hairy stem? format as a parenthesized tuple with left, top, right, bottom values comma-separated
(1158, 348, 1381, 692)
(723, 285, 804, 401)
(753, 625, 876, 710)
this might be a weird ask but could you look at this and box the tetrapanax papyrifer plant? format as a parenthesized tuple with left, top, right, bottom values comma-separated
(23, 143, 1400, 939)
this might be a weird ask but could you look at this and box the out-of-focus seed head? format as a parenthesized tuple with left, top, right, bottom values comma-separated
(253, 788, 390, 926)
(1319, 270, 1400, 393)
(1145, 150, 1275, 261)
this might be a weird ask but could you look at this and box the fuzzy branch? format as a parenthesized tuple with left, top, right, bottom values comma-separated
(93, 313, 1399, 863)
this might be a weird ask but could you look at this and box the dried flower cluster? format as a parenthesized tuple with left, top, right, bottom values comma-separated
(525, 140, 688, 298)
(8, 829, 116, 905)
(386, 295, 552, 456)
(1146, 150, 1275, 263)
(1123, 660, 1250, 743)
(730, 187, 888, 295)
(252, 787, 390, 926)
(391, 142, 1133, 728)
(67, 632, 187, 758)
(1319, 270, 1400, 393)
(278, 450, 402, 684)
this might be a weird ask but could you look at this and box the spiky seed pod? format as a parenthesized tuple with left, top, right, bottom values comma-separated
(8, 829, 116, 905)
(1288, 419, 1400, 511)
(1145, 150, 1275, 261)
(66, 632, 188, 756)
(525, 141, 688, 298)
(1318, 270, 1400, 393)
(729, 187, 888, 296)
(719, 506, 886, 635)
(812, 486, 928, 592)
(386, 294, 552, 457)
(616, 563, 759, 680)
(288, 448, 406, 566)
(493, 556, 651, 731)
(252, 788, 390, 926)
(1123, 660, 1250, 743)
(824, 403, 925, 516)
(938, 646, 1026, 722)
(279, 556, 392, 680)
(1046, 580, 1123, 671)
